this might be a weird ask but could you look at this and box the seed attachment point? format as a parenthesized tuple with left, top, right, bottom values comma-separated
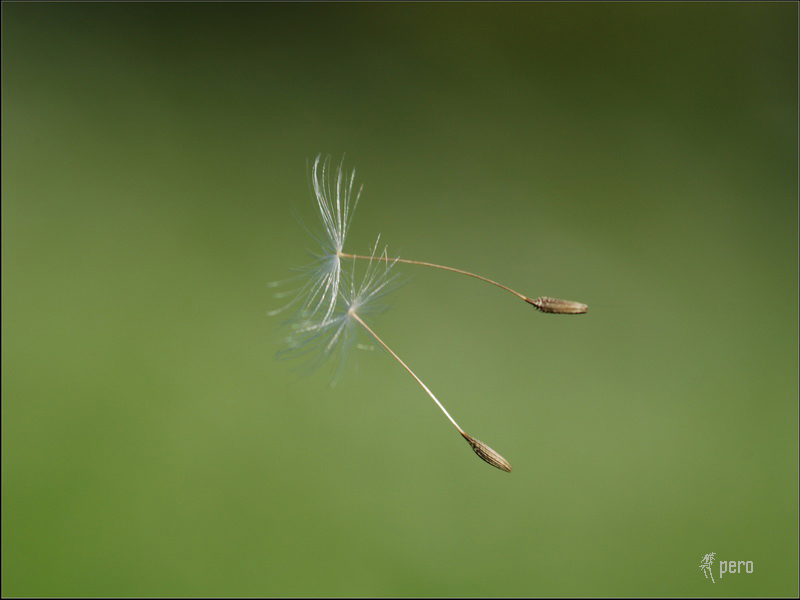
(462, 433, 512, 472)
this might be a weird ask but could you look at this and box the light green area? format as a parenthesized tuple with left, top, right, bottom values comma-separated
(3, 2, 797, 597)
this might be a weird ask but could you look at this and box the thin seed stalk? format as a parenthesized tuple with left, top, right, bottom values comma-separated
(348, 309, 511, 472)
(338, 251, 587, 313)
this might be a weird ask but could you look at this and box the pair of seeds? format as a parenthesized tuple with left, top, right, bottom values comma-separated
(277, 156, 587, 473)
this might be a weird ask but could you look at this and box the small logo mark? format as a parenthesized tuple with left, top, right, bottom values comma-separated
(699, 552, 716, 583)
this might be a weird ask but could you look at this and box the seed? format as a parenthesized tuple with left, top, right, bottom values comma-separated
(528, 296, 588, 314)
(462, 433, 512, 472)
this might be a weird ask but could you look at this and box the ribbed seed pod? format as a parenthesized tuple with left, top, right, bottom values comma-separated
(462, 433, 512, 472)
(528, 296, 588, 314)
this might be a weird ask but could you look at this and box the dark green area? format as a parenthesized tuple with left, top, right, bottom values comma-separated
(3, 2, 797, 597)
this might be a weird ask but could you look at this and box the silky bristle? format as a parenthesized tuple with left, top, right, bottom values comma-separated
(462, 433, 512, 472)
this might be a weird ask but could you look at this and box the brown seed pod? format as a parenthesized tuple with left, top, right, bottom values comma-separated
(462, 433, 512, 472)
(527, 296, 588, 314)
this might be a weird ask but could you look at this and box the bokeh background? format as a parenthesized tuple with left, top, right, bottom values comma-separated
(3, 2, 797, 597)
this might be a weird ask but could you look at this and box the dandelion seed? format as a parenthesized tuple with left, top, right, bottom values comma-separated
(285, 241, 512, 472)
(352, 308, 512, 472)
(272, 154, 587, 318)
(320, 161, 586, 314)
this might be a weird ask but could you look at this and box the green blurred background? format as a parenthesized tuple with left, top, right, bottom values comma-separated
(3, 2, 797, 597)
